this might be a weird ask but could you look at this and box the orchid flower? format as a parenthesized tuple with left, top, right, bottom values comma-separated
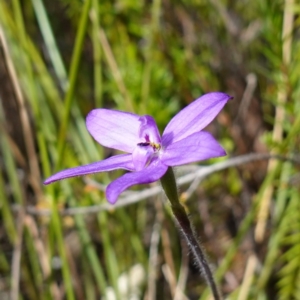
(44, 92, 231, 204)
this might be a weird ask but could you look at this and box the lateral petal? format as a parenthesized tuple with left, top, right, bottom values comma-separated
(106, 158, 168, 204)
(161, 131, 226, 166)
(162, 92, 232, 146)
(86, 109, 141, 153)
(44, 154, 134, 184)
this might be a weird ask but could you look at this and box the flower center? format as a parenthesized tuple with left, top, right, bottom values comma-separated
(132, 115, 162, 171)
(137, 141, 161, 152)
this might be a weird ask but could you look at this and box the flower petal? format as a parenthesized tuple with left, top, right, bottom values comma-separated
(138, 115, 161, 144)
(132, 144, 154, 171)
(162, 92, 232, 146)
(161, 131, 226, 166)
(44, 154, 134, 184)
(106, 158, 168, 204)
(86, 109, 141, 153)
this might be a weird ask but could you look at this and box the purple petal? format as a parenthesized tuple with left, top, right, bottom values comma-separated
(161, 131, 226, 166)
(138, 115, 161, 144)
(106, 158, 168, 204)
(162, 92, 232, 147)
(44, 154, 134, 184)
(86, 109, 141, 153)
(132, 144, 154, 171)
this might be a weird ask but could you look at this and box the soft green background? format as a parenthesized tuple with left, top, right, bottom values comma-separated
(0, 0, 300, 299)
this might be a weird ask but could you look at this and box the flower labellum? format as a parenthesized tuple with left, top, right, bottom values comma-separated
(44, 92, 232, 204)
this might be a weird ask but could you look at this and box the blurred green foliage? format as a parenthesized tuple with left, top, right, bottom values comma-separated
(0, 0, 300, 299)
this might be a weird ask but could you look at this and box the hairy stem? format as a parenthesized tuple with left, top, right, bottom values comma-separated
(160, 167, 222, 300)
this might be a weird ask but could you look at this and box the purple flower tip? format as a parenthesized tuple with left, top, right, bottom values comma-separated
(44, 92, 231, 203)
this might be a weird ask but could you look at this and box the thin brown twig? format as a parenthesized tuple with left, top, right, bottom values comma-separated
(98, 28, 134, 112)
(208, 0, 239, 36)
(10, 209, 25, 300)
(237, 254, 257, 300)
(159, 199, 178, 298)
(0, 123, 27, 168)
(65, 242, 85, 300)
(235, 73, 257, 123)
(162, 264, 189, 300)
(24, 215, 61, 300)
(12, 153, 300, 216)
(255, 0, 294, 243)
(174, 239, 189, 300)
(0, 25, 42, 197)
(145, 201, 161, 300)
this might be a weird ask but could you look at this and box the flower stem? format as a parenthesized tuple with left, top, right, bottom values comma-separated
(160, 167, 222, 300)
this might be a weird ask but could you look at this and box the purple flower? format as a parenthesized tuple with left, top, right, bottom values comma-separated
(44, 92, 232, 204)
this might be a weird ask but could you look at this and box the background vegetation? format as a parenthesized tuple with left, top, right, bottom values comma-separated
(0, 0, 300, 299)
